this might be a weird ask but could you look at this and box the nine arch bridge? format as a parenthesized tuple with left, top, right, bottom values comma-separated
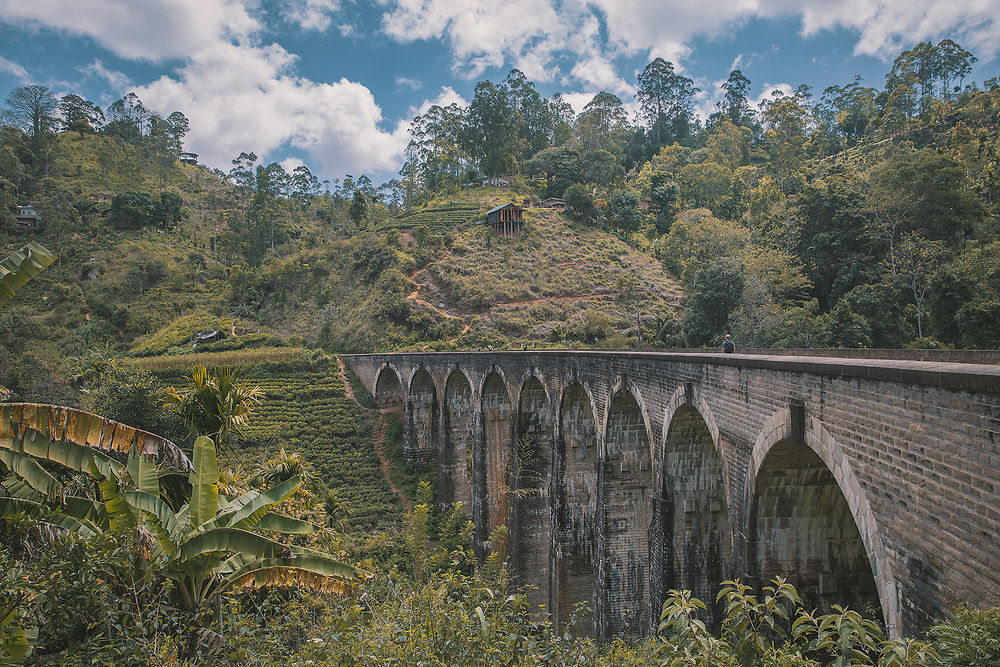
(344, 350, 1000, 640)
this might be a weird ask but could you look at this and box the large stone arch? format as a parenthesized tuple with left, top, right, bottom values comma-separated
(405, 368, 438, 462)
(511, 374, 553, 616)
(554, 380, 599, 635)
(441, 369, 475, 511)
(373, 363, 404, 416)
(480, 370, 513, 556)
(601, 383, 653, 639)
(746, 406, 902, 638)
(656, 386, 733, 630)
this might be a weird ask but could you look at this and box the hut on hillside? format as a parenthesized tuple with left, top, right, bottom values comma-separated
(13, 205, 39, 231)
(486, 202, 523, 237)
(538, 197, 567, 211)
(179, 152, 199, 165)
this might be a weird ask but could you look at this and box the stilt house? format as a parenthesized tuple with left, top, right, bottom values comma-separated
(486, 202, 523, 237)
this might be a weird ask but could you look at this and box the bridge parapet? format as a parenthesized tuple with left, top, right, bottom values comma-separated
(344, 350, 1000, 640)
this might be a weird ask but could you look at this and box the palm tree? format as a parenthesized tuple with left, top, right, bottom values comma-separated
(165, 366, 263, 452)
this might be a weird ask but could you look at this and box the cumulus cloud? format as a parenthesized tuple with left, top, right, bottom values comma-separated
(0, 0, 258, 62)
(0, 56, 29, 82)
(379, 0, 1000, 89)
(282, 0, 340, 32)
(136, 41, 410, 177)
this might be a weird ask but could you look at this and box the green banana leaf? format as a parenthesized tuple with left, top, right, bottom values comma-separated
(0, 497, 102, 539)
(174, 527, 294, 564)
(253, 513, 315, 535)
(0, 242, 56, 309)
(211, 475, 301, 532)
(189, 436, 218, 529)
(0, 449, 60, 498)
(224, 554, 362, 595)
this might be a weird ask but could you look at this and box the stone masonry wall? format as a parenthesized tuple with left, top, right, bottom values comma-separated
(347, 351, 1000, 639)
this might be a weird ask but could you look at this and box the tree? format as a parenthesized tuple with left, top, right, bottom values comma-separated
(682, 259, 745, 346)
(109, 191, 156, 229)
(719, 69, 752, 126)
(165, 110, 190, 153)
(575, 92, 628, 156)
(461, 80, 516, 177)
(606, 191, 641, 232)
(894, 232, 946, 338)
(349, 189, 368, 227)
(678, 161, 732, 214)
(165, 366, 263, 453)
(563, 183, 595, 222)
(103, 92, 149, 142)
(3, 85, 57, 142)
(58, 94, 104, 133)
(524, 144, 582, 197)
(637, 58, 698, 147)
(153, 191, 185, 229)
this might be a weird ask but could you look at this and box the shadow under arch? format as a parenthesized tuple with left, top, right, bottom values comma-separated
(657, 391, 733, 631)
(511, 375, 553, 617)
(373, 363, 404, 414)
(441, 369, 475, 511)
(746, 408, 902, 638)
(405, 367, 437, 462)
(602, 384, 653, 640)
(480, 370, 513, 555)
(553, 380, 599, 635)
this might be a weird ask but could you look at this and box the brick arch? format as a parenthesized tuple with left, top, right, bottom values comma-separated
(373, 362, 404, 403)
(746, 407, 902, 638)
(441, 369, 475, 510)
(601, 382, 654, 639)
(657, 386, 733, 630)
(480, 369, 514, 552)
(512, 374, 554, 617)
(603, 377, 654, 462)
(405, 366, 439, 462)
(553, 380, 599, 635)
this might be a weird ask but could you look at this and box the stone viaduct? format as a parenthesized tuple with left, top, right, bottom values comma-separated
(343, 350, 1000, 640)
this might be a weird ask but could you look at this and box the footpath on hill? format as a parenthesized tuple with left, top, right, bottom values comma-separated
(337, 356, 411, 511)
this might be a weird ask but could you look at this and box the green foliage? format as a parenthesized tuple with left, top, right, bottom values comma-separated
(0, 242, 56, 310)
(682, 260, 745, 346)
(165, 365, 263, 449)
(928, 606, 1000, 667)
(382, 202, 481, 233)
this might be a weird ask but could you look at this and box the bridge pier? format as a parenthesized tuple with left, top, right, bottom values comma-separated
(356, 350, 1000, 640)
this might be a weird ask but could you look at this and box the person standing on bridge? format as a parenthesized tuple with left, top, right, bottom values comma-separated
(722, 334, 736, 354)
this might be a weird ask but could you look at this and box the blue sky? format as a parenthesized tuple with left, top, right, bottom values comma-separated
(1, 1, 997, 186)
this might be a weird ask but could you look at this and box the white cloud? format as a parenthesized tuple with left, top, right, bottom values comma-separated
(0, 56, 29, 82)
(78, 59, 131, 93)
(282, 0, 340, 32)
(752, 82, 794, 111)
(0, 0, 259, 62)
(378, 0, 1000, 90)
(280, 156, 306, 173)
(135, 42, 410, 177)
(396, 76, 423, 90)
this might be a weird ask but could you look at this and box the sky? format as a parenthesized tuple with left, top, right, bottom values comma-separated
(0, 0, 998, 187)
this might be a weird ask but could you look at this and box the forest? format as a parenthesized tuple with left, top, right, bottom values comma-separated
(1, 35, 999, 665)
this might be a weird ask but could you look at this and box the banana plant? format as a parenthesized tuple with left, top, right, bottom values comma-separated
(0, 242, 56, 310)
(0, 402, 193, 535)
(121, 435, 363, 614)
(1, 405, 363, 615)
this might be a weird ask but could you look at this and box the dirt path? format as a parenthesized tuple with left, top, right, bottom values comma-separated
(336, 357, 410, 511)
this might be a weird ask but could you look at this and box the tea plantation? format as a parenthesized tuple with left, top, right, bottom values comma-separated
(143, 351, 401, 530)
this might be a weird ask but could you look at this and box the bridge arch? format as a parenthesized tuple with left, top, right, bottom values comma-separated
(441, 369, 475, 511)
(602, 382, 654, 639)
(512, 374, 554, 616)
(373, 363, 404, 413)
(747, 407, 902, 638)
(553, 380, 599, 634)
(480, 370, 514, 555)
(657, 385, 733, 630)
(405, 367, 438, 462)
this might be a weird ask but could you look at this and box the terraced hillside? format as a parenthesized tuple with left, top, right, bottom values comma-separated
(381, 202, 482, 232)
(141, 350, 401, 530)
